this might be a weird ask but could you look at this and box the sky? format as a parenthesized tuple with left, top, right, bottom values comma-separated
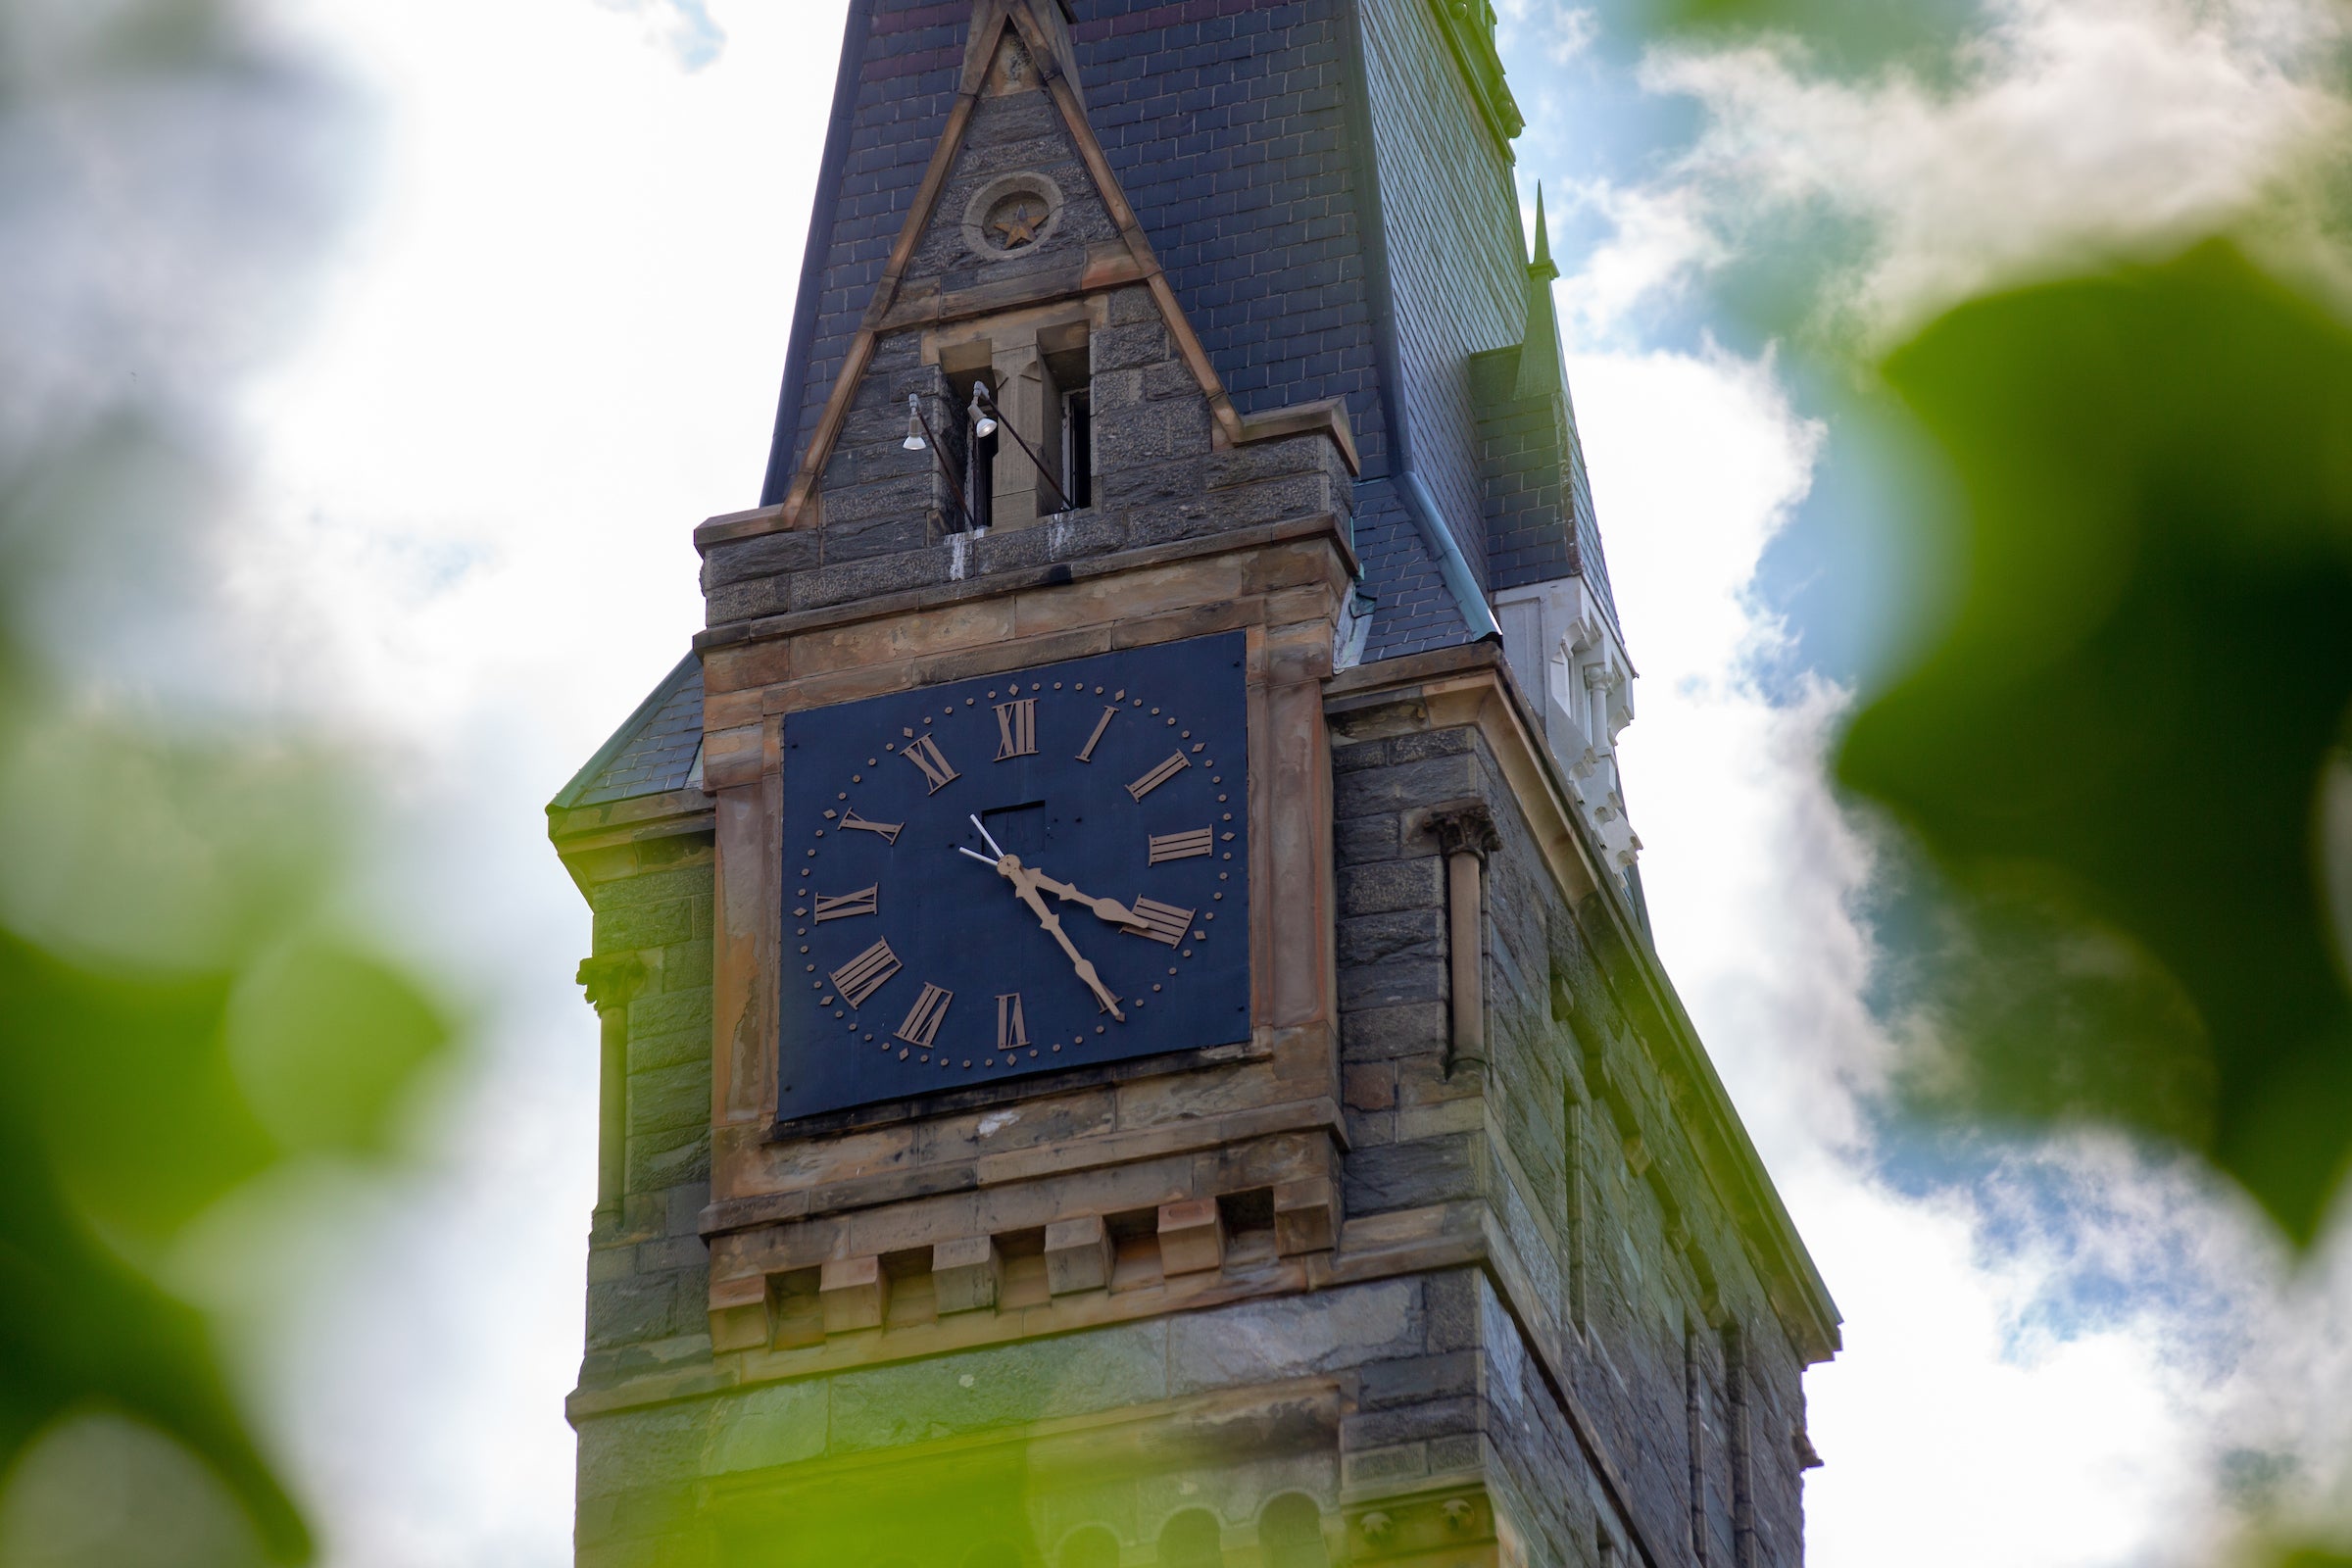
(9, 0, 2352, 1564)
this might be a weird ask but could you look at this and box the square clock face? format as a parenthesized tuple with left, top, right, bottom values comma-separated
(776, 631, 1250, 1121)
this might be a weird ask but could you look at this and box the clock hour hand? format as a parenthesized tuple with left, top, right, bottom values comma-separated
(1025, 868, 1141, 929)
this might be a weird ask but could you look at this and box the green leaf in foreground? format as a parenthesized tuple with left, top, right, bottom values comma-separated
(0, 705, 454, 1562)
(1839, 240, 2352, 1246)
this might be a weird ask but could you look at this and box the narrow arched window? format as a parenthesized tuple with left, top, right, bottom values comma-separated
(1059, 1525, 1120, 1568)
(1157, 1509, 1223, 1568)
(1257, 1495, 1327, 1568)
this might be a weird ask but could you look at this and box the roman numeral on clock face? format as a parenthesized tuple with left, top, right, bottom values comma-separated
(1126, 751, 1191, 801)
(1147, 827, 1214, 863)
(1123, 897, 1195, 947)
(997, 993, 1027, 1052)
(901, 734, 959, 793)
(1076, 705, 1117, 762)
(896, 984, 952, 1050)
(828, 939, 902, 1008)
(839, 807, 903, 844)
(812, 885, 878, 922)
(994, 699, 1037, 760)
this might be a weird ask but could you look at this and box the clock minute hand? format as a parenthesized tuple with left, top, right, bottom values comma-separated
(983, 853, 1127, 1021)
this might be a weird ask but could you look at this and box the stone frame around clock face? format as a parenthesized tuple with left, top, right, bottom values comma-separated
(774, 632, 1252, 1123)
(699, 521, 1353, 1196)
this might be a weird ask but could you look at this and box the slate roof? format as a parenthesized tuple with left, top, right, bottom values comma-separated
(552, 653, 705, 810)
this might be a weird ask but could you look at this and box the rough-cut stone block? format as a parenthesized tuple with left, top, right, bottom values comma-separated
(1044, 1213, 1112, 1295)
(1274, 1175, 1338, 1255)
(709, 1300, 767, 1353)
(825, 1321, 1170, 1454)
(1345, 1134, 1485, 1215)
(1157, 1198, 1225, 1276)
(818, 1254, 889, 1333)
(931, 1234, 1003, 1314)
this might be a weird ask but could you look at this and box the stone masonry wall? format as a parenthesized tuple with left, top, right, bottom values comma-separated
(573, 831, 719, 1397)
(575, 1272, 1521, 1568)
(1329, 708, 1810, 1566)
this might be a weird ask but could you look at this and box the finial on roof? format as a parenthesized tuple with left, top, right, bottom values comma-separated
(1515, 182, 1565, 399)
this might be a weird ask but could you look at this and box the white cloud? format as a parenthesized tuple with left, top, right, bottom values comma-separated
(1496, 0, 1602, 67)
(600, 0, 728, 71)
(1580, 0, 2352, 343)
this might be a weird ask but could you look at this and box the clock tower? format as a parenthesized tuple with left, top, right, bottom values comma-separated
(549, 4, 1839, 1567)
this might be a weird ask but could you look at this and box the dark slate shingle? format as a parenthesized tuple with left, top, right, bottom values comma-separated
(554, 654, 706, 810)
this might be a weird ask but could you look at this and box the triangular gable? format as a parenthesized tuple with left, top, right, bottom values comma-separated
(774, 0, 1244, 527)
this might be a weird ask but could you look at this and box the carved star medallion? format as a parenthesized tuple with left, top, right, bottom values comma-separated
(991, 199, 1044, 249)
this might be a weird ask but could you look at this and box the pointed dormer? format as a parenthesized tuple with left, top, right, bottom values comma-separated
(1474, 185, 1641, 878)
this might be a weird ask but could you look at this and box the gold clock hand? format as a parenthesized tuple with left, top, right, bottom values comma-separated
(986, 854, 1126, 1021)
(1026, 867, 1140, 927)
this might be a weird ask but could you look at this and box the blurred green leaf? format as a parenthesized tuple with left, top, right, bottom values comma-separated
(0, 933, 305, 1561)
(1839, 239, 2352, 1245)
(1633, 0, 1983, 71)
(227, 938, 448, 1155)
(0, 774, 453, 1564)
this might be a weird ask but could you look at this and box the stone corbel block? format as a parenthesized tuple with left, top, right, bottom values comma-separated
(708, 1272, 768, 1353)
(1157, 1198, 1224, 1276)
(818, 1255, 889, 1334)
(1272, 1176, 1338, 1256)
(931, 1235, 1004, 1315)
(1044, 1214, 1112, 1295)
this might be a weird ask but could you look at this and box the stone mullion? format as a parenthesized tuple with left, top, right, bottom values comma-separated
(1685, 1322, 1709, 1564)
(577, 953, 648, 1225)
(1425, 799, 1500, 1075)
(1726, 1322, 1756, 1568)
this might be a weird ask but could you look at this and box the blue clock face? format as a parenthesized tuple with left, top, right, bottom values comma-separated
(776, 631, 1250, 1121)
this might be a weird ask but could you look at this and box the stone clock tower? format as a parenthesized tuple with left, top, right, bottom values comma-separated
(548, 4, 1839, 1567)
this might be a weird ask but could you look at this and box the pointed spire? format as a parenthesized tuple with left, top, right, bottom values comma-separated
(1530, 183, 1558, 282)
(1515, 182, 1565, 399)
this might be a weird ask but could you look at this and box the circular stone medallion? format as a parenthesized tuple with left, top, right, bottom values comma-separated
(962, 172, 1064, 260)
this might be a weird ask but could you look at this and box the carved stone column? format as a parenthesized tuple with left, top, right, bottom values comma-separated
(1425, 800, 1499, 1070)
(577, 953, 647, 1225)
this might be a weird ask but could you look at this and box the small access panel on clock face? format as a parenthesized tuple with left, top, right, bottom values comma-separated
(777, 631, 1250, 1122)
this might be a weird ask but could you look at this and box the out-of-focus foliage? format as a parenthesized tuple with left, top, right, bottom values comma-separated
(0, 0, 453, 1563)
(1633, 0, 1984, 70)
(1836, 242, 2352, 1247)
(0, 663, 452, 1568)
(1617, 0, 2352, 1559)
